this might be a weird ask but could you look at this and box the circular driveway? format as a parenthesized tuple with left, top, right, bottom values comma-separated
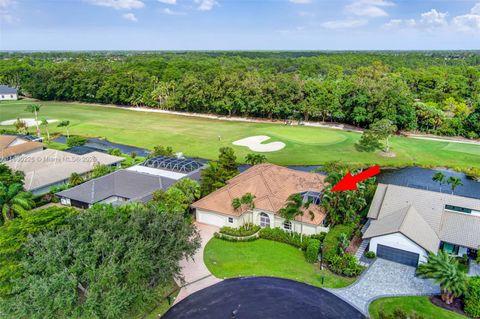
(163, 277, 365, 319)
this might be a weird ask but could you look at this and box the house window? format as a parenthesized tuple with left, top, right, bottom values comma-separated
(442, 242, 460, 255)
(259, 212, 270, 228)
(445, 205, 472, 214)
(283, 221, 292, 231)
(228, 217, 234, 223)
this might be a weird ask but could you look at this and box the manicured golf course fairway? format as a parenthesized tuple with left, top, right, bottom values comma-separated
(1, 100, 479, 168)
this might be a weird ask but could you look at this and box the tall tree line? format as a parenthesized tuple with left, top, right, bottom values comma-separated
(1, 52, 479, 138)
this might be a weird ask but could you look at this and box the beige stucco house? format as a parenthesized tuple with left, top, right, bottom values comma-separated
(192, 163, 330, 235)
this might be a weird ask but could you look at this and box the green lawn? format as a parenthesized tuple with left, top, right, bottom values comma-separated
(2, 100, 480, 168)
(369, 296, 467, 319)
(204, 238, 355, 288)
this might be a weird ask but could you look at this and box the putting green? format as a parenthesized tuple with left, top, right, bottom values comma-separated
(266, 125, 348, 145)
(442, 142, 480, 156)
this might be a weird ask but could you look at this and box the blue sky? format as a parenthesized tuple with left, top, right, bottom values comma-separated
(0, 0, 479, 50)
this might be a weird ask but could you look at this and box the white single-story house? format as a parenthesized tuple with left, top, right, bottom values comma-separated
(5, 149, 124, 195)
(192, 163, 330, 235)
(0, 85, 17, 100)
(363, 184, 480, 266)
(0, 135, 44, 161)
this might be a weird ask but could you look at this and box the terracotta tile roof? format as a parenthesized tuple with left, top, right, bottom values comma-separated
(0, 139, 44, 160)
(0, 135, 17, 149)
(192, 163, 327, 225)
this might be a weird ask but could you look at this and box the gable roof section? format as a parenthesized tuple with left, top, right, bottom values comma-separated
(439, 211, 480, 249)
(366, 183, 480, 251)
(192, 163, 326, 225)
(364, 205, 440, 252)
(6, 149, 124, 191)
(0, 141, 44, 159)
(57, 169, 176, 204)
(0, 85, 17, 94)
(0, 135, 18, 149)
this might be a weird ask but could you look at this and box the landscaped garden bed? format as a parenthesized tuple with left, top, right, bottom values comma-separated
(369, 296, 467, 319)
(204, 238, 355, 288)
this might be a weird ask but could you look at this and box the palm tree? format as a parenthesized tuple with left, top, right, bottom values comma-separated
(0, 182, 35, 223)
(57, 120, 71, 139)
(279, 193, 312, 241)
(417, 250, 467, 305)
(432, 172, 446, 192)
(231, 198, 242, 210)
(25, 104, 41, 136)
(447, 176, 463, 194)
(41, 118, 50, 141)
(69, 172, 84, 186)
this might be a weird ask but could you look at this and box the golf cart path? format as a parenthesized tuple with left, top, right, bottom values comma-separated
(6, 100, 480, 145)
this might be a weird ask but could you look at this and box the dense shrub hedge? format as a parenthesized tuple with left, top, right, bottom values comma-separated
(219, 223, 260, 237)
(465, 277, 480, 317)
(259, 227, 308, 249)
(305, 239, 321, 263)
(328, 254, 363, 277)
(213, 232, 258, 242)
(322, 224, 356, 264)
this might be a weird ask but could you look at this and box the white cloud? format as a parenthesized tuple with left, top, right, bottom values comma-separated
(0, 0, 15, 8)
(289, 0, 312, 4)
(158, 0, 177, 4)
(453, 2, 480, 32)
(383, 18, 416, 29)
(122, 12, 138, 21)
(473, 3, 480, 15)
(321, 19, 368, 29)
(420, 9, 448, 28)
(194, 0, 217, 11)
(0, 0, 16, 24)
(161, 7, 186, 15)
(346, 0, 394, 18)
(88, 0, 144, 10)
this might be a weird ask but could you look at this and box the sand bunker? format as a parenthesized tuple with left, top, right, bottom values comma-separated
(233, 135, 286, 152)
(0, 118, 58, 127)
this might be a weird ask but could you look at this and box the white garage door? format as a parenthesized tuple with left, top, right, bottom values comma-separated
(197, 212, 226, 227)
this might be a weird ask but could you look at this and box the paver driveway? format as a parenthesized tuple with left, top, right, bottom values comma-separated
(327, 258, 440, 316)
(174, 222, 222, 304)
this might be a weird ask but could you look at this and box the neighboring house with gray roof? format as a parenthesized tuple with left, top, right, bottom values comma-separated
(0, 85, 18, 100)
(363, 184, 480, 266)
(57, 157, 205, 209)
(6, 149, 124, 195)
(57, 169, 177, 209)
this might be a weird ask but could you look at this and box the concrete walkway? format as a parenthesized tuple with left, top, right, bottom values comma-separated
(174, 222, 222, 304)
(327, 259, 440, 316)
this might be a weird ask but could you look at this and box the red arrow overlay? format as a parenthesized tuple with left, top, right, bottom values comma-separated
(331, 165, 381, 192)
